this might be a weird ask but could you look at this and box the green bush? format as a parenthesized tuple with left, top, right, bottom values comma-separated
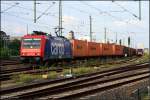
(0, 48, 10, 58)
(9, 49, 19, 56)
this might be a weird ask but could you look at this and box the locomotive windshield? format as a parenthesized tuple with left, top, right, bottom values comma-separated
(138, 49, 143, 52)
(22, 38, 41, 49)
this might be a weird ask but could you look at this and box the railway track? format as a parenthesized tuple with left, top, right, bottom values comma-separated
(0, 67, 63, 81)
(0, 65, 32, 75)
(106, 56, 139, 65)
(52, 71, 149, 100)
(0, 62, 149, 100)
(0, 60, 21, 66)
(0, 57, 142, 81)
(0, 68, 32, 81)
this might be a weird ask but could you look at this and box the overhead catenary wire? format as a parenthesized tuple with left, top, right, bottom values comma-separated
(36, 2, 56, 21)
(1, 2, 19, 13)
(65, 3, 123, 42)
(33, 1, 55, 23)
(113, 2, 141, 20)
(2, 12, 55, 31)
(2, 2, 79, 35)
(66, 5, 91, 15)
(1, 1, 146, 37)
(79, 1, 145, 31)
(80, 1, 128, 23)
(2, 2, 58, 19)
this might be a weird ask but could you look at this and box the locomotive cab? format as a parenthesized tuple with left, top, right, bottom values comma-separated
(20, 31, 47, 63)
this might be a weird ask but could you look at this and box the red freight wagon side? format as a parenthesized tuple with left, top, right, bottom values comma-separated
(87, 42, 100, 57)
(102, 43, 113, 56)
(112, 44, 124, 56)
(134, 48, 136, 55)
(71, 39, 88, 57)
(128, 48, 133, 56)
(130, 48, 136, 56)
(99, 43, 103, 56)
(128, 48, 131, 56)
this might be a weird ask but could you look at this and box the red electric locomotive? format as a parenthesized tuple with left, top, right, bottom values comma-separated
(20, 31, 48, 63)
(20, 31, 72, 64)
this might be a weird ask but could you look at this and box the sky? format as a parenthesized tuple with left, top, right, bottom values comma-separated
(1, 1, 149, 48)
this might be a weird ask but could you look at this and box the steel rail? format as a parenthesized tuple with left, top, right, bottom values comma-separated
(0, 63, 149, 99)
(1, 62, 148, 95)
(55, 74, 149, 99)
(15, 69, 150, 99)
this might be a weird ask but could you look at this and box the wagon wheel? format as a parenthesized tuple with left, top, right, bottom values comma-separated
(44, 61, 49, 67)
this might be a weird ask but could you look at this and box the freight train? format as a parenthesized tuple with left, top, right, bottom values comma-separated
(20, 31, 137, 65)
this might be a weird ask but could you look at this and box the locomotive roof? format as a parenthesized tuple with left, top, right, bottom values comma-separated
(22, 34, 69, 41)
(23, 34, 47, 38)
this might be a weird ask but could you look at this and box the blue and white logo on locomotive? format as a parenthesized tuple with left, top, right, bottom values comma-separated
(51, 40, 65, 56)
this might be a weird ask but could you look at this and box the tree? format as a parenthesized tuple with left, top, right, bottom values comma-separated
(9, 39, 21, 56)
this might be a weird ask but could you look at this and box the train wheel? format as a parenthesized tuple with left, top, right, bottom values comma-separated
(44, 61, 49, 67)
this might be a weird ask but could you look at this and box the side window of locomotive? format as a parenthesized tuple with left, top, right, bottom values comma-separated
(22, 38, 41, 49)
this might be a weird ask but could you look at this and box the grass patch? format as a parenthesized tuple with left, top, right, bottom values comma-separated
(12, 74, 42, 83)
(59, 66, 97, 76)
(70, 67, 94, 75)
(63, 69, 70, 75)
(143, 53, 150, 61)
(38, 66, 49, 70)
(134, 54, 149, 64)
(47, 71, 58, 79)
(143, 95, 150, 100)
(141, 91, 150, 100)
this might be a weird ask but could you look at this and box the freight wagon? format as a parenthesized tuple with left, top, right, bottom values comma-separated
(101, 43, 114, 56)
(71, 39, 88, 58)
(112, 44, 124, 56)
(87, 42, 100, 57)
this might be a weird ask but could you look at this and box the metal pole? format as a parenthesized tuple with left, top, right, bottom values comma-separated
(139, 0, 141, 20)
(130, 37, 132, 48)
(90, 15, 92, 42)
(59, 0, 62, 36)
(27, 24, 28, 34)
(104, 27, 106, 43)
(34, 0, 36, 23)
(60, 0, 62, 36)
(137, 88, 141, 100)
(116, 32, 117, 44)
